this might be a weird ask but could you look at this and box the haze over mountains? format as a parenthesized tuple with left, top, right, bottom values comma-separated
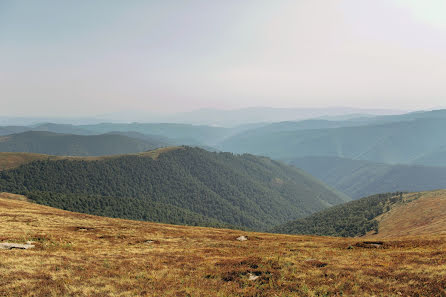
(1, 107, 406, 127)
(289, 156, 446, 199)
(219, 109, 446, 164)
(2, 108, 446, 201)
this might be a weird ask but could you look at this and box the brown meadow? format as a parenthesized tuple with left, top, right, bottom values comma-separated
(1, 194, 446, 296)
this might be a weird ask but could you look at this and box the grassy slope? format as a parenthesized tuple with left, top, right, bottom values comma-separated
(274, 190, 446, 238)
(371, 190, 446, 238)
(272, 192, 402, 237)
(288, 156, 446, 199)
(1, 196, 445, 297)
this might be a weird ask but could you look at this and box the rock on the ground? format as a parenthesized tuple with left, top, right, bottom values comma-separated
(248, 273, 260, 281)
(236, 236, 248, 241)
(0, 242, 35, 250)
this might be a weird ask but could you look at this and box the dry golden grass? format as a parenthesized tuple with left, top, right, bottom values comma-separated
(370, 190, 446, 238)
(139, 146, 184, 160)
(0, 147, 183, 172)
(0, 192, 28, 201)
(0, 152, 52, 171)
(1, 197, 446, 296)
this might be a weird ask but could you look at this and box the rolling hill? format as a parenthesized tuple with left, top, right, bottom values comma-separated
(0, 122, 235, 147)
(218, 110, 446, 165)
(288, 156, 446, 198)
(273, 190, 446, 238)
(79, 123, 233, 146)
(0, 126, 29, 136)
(0, 146, 349, 231)
(1, 194, 445, 296)
(0, 131, 167, 156)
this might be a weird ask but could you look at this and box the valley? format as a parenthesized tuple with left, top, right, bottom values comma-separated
(288, 156, 446, 199)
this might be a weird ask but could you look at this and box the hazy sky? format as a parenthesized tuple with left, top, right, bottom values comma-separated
(1, 0, 446, 116)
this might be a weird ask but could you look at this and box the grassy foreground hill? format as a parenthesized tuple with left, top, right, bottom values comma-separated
(273, 190, 446, 238)
(288, 156, 446, 198)
(0, 147, 348, 231)
(0, 131, 168, 156)
(1, 195, 445, 296)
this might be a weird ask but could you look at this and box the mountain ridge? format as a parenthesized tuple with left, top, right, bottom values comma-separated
(0, 146, 349, 231)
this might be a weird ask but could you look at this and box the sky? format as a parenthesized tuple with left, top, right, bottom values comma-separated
(1, 0, 446, 117)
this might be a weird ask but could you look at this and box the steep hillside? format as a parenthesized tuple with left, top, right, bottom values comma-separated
(370, 191, 446, 238)
(1, 196, 445, 297)
(289, 156, 446, 198)
(219, 117, 446, 165)
(0, 131, 166, 156)
(0, 147, 348, 231)
(273, 192, 402, 237)
(273, 190, 446, 238)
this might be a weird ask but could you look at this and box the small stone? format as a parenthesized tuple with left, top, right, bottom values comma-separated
(236, 236, 248, 241)
(0, 242, 35, 250)
(248, 273, 260, 281)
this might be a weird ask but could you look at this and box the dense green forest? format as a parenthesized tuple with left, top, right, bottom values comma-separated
(272, 192, 403, 237)
(0, 147, 348, 230)
(0, 131, 166, 156)
(288, 156, 446, 198)
(26, 191, 229, 228)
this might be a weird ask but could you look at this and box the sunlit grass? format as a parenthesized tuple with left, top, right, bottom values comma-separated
(1, 196, 445, 296)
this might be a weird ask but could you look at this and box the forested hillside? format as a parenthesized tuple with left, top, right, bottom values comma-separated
(0, 147, 348, 231)
(289, 156, 446, 198)
(273, 192, 403, 237)
(26, 191, 229, 228)
(0, 131, 166, 156)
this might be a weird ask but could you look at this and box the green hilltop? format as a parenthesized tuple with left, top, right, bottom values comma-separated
(0, 146, 349, 231)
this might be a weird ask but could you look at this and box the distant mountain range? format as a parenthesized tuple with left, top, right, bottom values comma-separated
(134, 107, 406, 127)
(289, 156, 446, 199)
(2, 109, 446, 165)
(2, 106, 406, 127)
(219, 109, 446, 165)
